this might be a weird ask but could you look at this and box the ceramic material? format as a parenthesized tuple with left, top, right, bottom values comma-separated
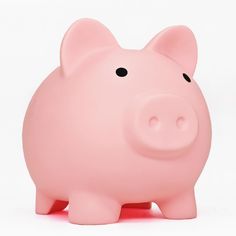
(23, 18, 212, 225)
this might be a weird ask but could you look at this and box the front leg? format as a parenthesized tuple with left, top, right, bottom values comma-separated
(68, 192, 121, 225)
(156, 188, 197, 219)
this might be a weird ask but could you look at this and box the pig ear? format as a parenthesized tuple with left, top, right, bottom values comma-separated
(60, 18, 119, 77)
(144, 26, 197, 76)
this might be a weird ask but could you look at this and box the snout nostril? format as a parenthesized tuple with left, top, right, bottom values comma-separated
(149, 116, 159, 129)
(176, 116, 186, 129)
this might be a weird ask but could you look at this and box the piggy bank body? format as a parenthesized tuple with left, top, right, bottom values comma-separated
(23, 19, 211, 224)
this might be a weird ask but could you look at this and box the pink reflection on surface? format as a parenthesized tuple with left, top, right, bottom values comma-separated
(47, 205, 164, 223)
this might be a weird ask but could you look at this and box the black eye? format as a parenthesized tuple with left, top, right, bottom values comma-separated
(116, 67, 128, 77)
(182, 73, 191, 83)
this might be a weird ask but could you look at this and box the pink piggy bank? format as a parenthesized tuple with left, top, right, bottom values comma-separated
(23, 18, 211, 225)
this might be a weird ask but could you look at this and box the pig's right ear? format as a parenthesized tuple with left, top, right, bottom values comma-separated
(60, 18, 119, 77)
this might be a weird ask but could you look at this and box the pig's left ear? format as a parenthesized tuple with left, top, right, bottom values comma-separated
(144, 26, 197, 76)
(60, 18, 119, 77)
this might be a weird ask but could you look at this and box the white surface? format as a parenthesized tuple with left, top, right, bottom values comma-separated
(0, 0, 236, 235)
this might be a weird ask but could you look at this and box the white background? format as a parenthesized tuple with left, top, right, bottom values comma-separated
(0, 0, 236, 235)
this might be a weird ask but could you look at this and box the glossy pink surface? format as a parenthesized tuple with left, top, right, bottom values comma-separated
(23, 18, 211, 225)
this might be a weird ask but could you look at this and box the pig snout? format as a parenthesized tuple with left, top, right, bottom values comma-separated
(125, 94, 198, 158)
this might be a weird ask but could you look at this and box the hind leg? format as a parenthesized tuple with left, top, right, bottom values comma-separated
(36, 189, 68, 214)
(68, 191, 121, 224)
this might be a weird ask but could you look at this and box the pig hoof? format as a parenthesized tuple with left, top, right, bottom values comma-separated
(157, 189, 197, 219)
(68, 192, 121, 224)
(36, 190, 68, 214)
(123, 202, 152, 209)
